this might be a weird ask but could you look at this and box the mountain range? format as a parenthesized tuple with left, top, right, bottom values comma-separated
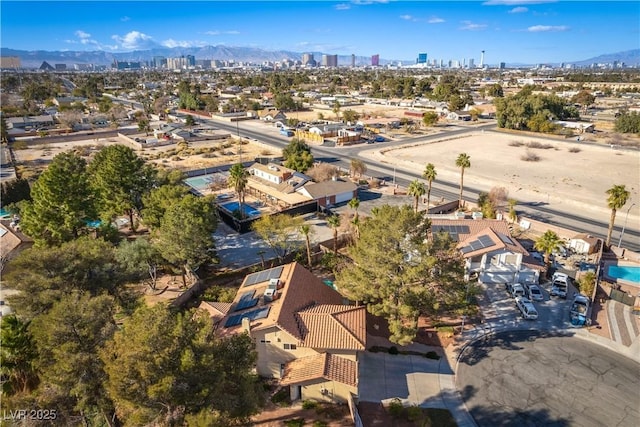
(1, 46, 638, 68)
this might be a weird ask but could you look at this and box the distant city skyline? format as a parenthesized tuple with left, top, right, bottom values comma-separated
(1, 1, 638, 65)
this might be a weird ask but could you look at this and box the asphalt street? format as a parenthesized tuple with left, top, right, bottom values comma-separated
(205, 118, 640, 252)
(456, 330, 640, 427)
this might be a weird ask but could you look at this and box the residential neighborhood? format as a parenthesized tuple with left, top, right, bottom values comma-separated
(1, 38, 640, 427)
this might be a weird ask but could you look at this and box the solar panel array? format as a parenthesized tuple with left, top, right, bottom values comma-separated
(234, 290, 259, 311)
(243, 266, 284, 287)
(224, 306, 271, 328)
(497, 232, 514, 245)
(460, 234, 495, 253)
(434, 225, 470, 242)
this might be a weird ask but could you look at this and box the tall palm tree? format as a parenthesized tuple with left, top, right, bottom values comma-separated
(455, 153, 471, 209)
(327, 214, 341, 257)
(422, 163, 437, 211)
(228, 163, 248, 218)
(348, 197, 360, 219)
(407, 180, 426, 213)
(605, 184, 630, 247)
(534, 230, 563, 270)
(300, 224, 313, 268)
(507, 199, 518, 224)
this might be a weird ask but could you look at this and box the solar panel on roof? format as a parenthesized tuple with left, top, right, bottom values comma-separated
(478, 235, 494, 247)
(243, 266, 284, 287)
(246, 306, 270, 321)
(460, 246, 473, 254)
(435, 225, 470, 242)
(224, 314, 243, 328)
(498, 233, 514, 245)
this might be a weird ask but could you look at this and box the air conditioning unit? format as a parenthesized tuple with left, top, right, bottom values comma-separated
(264, 288, 278, 302)
(320, 387, 328, 395)
(269, 278, 282, 289)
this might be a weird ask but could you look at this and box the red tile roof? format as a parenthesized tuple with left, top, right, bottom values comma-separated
(280, 353, 357, 387)
(296, 305, 367, 351)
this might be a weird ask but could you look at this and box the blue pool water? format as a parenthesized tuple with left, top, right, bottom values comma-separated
(0, 208, 9, 218)
(85, 219, 102, 228)
(221, 201, 261, 217)
(607, 265, 640, 283)
(184, 175, 212, 191)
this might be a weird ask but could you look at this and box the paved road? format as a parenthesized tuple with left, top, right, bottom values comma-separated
(456, 330, 640, 427)
(204, 118, 640, 252)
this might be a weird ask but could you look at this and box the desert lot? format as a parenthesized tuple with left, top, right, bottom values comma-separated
(362, 131, 640, 221)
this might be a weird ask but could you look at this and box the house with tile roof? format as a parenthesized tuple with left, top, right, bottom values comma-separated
(431, 219, 539, 285)
(296, 178, 358, 209)
(214, 262, 366, 403)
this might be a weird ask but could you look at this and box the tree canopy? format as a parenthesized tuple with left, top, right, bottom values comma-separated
(282, 138, 314, 172)
(20, 152, 96, 246)
(614, 111, 640, 134)
(605, 184, 630, 247)
(101, 304, 262, 426)
(252, 214, 304, 262)
(335, 204, 468, 344)
(141, 184, 190, 230)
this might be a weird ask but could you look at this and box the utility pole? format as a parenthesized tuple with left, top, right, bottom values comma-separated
(618, 203, 636, 248)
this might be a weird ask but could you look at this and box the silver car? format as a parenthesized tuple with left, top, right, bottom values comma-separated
(527, 284, 544, 302)
(515, 296, 539, 320)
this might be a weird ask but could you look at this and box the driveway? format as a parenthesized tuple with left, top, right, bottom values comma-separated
(457, 330, 640, 427)
(358, 351, 451, 408)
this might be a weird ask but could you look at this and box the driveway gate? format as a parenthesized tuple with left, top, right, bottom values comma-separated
(610, 288, 636, 306)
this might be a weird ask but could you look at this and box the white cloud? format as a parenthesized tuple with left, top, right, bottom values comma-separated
(400, 14, 413, 20)
(75, 30, 91, 40)
(69, 30, 103, 47)
(527, 25, 569, 32)
(335, 3, 351, 10)
(460, 21, 488, 31)
(111, 31, 156, 50)
(204, 30, 240, 36)
(428, 17, 445, 24)
(162, 39, 208, 48)
(483, 0, 556, 5)
(509, 7, 528, 13)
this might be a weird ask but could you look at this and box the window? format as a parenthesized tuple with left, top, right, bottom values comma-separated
(283, 343, 297, 350)
(260, 339, 271, 344)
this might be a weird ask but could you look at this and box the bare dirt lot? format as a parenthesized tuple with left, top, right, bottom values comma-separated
(361, 130, 640, 221)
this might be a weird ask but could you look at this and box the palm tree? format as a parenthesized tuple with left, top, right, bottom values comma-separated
(507, 198, 518, 224)
(455, 153, 471, 209)
(605, 184, 630, 247)
(348, 197, 360, 219)
(228, 163, 248, 218)
(327, 214, 341, 257)
(422, 163, 437, 210)
(407, 180, 426, 213)
(534, 230, 563, 270)
(300, 224, 313, 268)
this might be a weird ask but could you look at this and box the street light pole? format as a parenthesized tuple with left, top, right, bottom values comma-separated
(618, 203, 636, 248)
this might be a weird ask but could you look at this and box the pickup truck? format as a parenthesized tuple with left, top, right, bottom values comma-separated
(570, 294, 590, 326)
(550, 279, 568, 299)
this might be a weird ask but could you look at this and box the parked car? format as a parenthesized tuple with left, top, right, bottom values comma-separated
(527, 284, 544, 301)
(550, 272, 569, 299)
(510, 283, 526, 299)
(570, 294, 590, 326)
(515, 297, 539, 320)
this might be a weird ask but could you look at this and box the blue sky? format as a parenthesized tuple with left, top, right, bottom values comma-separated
(1, 1, 638, 64)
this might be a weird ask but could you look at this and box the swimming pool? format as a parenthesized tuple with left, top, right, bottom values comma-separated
(221, 201, 261, 217)
(184, 175, 212, 191)
(0, 208, 10, 218)
(607, 265, 640, 284)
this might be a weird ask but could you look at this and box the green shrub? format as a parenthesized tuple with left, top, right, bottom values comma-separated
(302, 400, 317, 410)
(12, 140, 28, 150)
(284, 419, 304, 427)
(388, 346, 399, 355)
(271, 388, 291, 407)
(407, 405, 424, 422)
(388, 398, 404, 418)
(313, 421, 328, 427)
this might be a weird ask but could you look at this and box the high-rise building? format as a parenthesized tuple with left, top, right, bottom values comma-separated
(417, 53, 427, 64)
(468, 58, 475, 68)
(302, 53, 316, 67)
(186, 55, 196, 67)
(371, 54, 380, 66)
(499, 62, 506, 69)
(351, 54, 356, 67)
(322, 54, 338, 67)
(480, 50, 485, 68)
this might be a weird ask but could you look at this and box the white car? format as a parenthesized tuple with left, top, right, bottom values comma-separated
(510, 283, 526, 299)
(515, 297, 539, 320)
(527, 284, 544, 301)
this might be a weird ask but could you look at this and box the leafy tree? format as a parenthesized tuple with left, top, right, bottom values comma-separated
(89, 145, 155, 230)
(477, 192, 496, 219)
(306, 163, 338, 182)
(614, 111, 640, 134)
(227, 163, 249, 218)
(422, 163, 437, 210)
(31, 292, 117, 421)
(282, 138, 314, 172)
(350, 158, 367, 178)
(0, 178, 31, 207)
(348, 197, 360, 218)
(534, 230, 563, 268)
(332, 100, 341, 121)
(327, 214, 341, 257)
(422, 111, 439, 127)
(300, 224, 314, 268)
(508, 198, 518, 223)
(335, 205, 467, 344)
(20, 152, 96, 246)
(577, 271, 596, 298)
(0, 315, 39, 395)
(407, 180, 426, 213)
(605, 184, 630, 247)
(101, 304, 262, 426)
(117, 237, 163, 290)
(448, 94, 466, 112)
(571, 90, 595, 107)
(3, 237, 123, 319)
(154, 194, 218, 285)
(455, 153, 471, 209)
(495, 90, 578, 132)
(0, 115, 9, 143)
(252, 214, 304, 262)
(342, 109, 360, 124)
(141, 184, 189, 230)
(486, 84, 504, 98)
(273, 93, 297, 111)
(185, 114, 196, 128)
